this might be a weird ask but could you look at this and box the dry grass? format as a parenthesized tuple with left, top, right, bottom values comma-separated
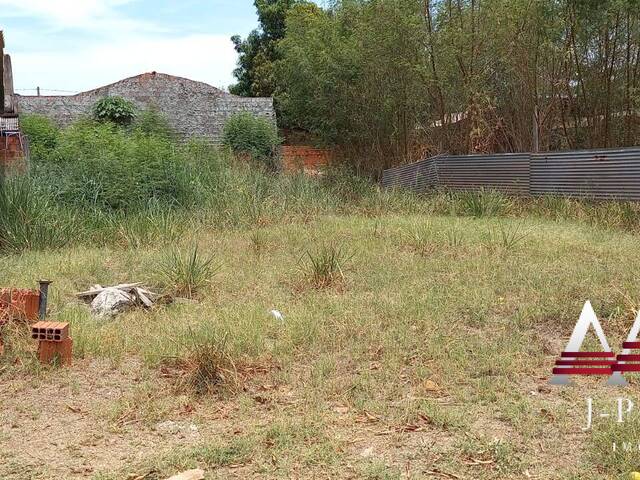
(2, 213, 640, 479)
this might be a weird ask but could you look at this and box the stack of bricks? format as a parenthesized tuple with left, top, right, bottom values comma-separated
(0, 287, 40, 323)
(31, 321, 72, 366)
(0, 287, 40, 356)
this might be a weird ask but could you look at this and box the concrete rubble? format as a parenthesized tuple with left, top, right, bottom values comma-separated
(76, 283, 158, 317)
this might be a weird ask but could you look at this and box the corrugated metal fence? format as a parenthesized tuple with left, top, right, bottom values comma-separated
(381, 147, 640, 200)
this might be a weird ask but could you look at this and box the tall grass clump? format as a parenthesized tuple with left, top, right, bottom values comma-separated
(301, 243, 353, 288)
(165, 328, 238, 396)
(32, 121, 191, 212)
(457, 189, 511, 217)
(157, 245, 218, 298)
(0, 175, 76, 253)
(20, 114, 59, 162)
(222, 112, 280, 169)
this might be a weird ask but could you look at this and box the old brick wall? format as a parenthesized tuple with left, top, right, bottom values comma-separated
(281, 146, 332, 174)
(16, 72, 275, 143)
(0, 135, 26, 173)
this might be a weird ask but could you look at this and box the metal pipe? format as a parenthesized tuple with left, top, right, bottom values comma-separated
(38, 280, 52, 320)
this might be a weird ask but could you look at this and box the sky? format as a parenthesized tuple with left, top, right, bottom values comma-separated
(0, 0, 263, 95)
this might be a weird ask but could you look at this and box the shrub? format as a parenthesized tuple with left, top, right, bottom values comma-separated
(34, 121, 190, 211)
(92, 96, 136, 125)
(222, 112, 280, 169)
(19, 114, 59, 161)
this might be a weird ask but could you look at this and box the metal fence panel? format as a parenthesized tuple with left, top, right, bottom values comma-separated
(381, 155, 439, 192)
(436, 153, 529, 194)
(531, 148, 640, 200)
(382, 147, 640, 201)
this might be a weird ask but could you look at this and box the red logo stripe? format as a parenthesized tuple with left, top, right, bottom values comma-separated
(560, 352, 616, 358)
(616, 354, 640, 361)
(623, 342, 640, 349)
(555, 360, 617, 366)
(552, 367, 613, 375)
(612, 364, 640, 372)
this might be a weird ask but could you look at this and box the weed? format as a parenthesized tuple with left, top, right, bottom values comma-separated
(484, 221, 530, 252)
(458, 189, 511, 217)
(301, 243, 354, 288)
(157, 245, 218, 298)
(407, 222, 435, 256)
(444, 227, 464, 247)
(0, 176, 76, 253)
(250, 229, 268, 256)
(171, 328, 238, 396)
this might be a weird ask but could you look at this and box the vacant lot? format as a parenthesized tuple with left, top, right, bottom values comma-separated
(2, 212, 640, 479)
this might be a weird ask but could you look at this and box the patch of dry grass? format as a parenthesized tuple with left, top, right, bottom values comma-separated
(2, 213, 640, 479)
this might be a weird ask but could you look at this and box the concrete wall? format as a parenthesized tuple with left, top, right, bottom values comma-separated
(3, 54, 15, 112)
(16, 72, 275, 143)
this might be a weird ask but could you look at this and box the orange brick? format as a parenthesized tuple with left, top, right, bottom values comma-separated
(38, 338, 73, 366)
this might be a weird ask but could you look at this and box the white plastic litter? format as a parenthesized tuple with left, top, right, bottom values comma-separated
(269, 309, 284, 321)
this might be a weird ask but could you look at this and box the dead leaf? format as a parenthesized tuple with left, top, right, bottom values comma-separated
(423, 379, 441, 392)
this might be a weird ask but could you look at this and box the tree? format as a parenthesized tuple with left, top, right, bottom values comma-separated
(230, 0, 301, 97)
(275, 0, 640, 174)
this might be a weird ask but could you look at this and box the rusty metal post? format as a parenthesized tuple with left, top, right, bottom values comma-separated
(38, 280, 52, 320)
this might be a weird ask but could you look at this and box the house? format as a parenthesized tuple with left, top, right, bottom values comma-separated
(16, 72, 275, 143)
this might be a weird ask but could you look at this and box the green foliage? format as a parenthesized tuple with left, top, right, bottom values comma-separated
(222, 112, 280, 168)
(277, 0, 429, 172)
(92, 96, 136, 125)
(0, 175, 75, 253)
(33, 121, 190, 212)
(133, 108, 176, 140)
(301, 243, 353, 288)
(157, 245, 218, 298)
(275, 0, 640, 172)
(19, 114, 59, 161)
(230, 0, 302, 97)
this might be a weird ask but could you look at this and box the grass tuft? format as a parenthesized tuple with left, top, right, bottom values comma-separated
(157, 245, 218, 298)
(173, 329, 238, 396)
(301, 243, 354, 288)
(458, 189, 511, 217)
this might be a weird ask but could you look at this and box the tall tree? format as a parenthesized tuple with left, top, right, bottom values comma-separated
(230, 0, 300, 97)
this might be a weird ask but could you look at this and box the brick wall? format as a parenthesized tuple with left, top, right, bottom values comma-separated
(0, 135, 26, 173)
(16, 72, 275, 143)
(281, 146, 332, 174)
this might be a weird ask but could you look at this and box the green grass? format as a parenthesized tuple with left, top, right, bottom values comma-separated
(4, 207, 640, 479)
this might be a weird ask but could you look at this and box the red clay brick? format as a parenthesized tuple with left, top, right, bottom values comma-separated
(38, 338, 73, 366)
(31, 321, 69, 342)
